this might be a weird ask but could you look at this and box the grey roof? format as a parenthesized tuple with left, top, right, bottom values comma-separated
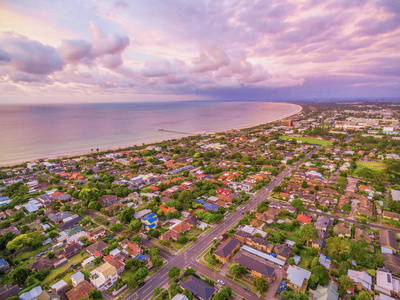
(20, 286, 43, 300)
(392, 189, 400, 201)
(71, 271, 84, 281)
(49, 211, 72, 223)
(214, 238, 240, 259)
(51, 279, 68, 291)
(181, 275, 216, 300)
(314, 282, 339, 300)
(286, 266, 311, 288)
(241, 245, 285, 266)
(233, 253, 276, 278)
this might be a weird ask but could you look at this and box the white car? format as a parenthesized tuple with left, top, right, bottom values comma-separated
(217, 280, 225, 285)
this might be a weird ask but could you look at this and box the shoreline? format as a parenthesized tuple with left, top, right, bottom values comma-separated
(0, 102, 302, 167)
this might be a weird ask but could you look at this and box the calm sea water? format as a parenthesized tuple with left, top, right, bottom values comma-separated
(0, 101, 300, 166)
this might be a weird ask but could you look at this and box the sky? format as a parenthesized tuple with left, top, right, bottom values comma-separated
(0, 0, 399, 104)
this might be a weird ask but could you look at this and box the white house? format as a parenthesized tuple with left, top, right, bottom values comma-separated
(90, 262, 118, 291)
(71, 271, 85, 287)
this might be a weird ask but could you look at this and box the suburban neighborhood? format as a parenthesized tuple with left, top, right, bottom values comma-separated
(1, 101, 400, 300)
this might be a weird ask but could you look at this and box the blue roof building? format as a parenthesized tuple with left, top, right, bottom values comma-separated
(141, 213, 158, 230)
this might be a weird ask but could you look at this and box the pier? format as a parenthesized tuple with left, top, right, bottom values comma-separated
(158, 129, 194, 135)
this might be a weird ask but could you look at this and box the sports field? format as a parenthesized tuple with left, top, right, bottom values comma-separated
(281, 135, 333, 146)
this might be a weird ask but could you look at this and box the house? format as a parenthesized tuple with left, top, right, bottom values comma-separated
(355, 228, 373, 243)
(86, 240, 108, 256)
(313, 282, 339, 300)
(54, 241, 84, 258)
(375, 269, 400, 297)
(90, 262, 118, 291)
(104, 256, 125, 274)
(88, 228, 107, 242)
(347, 270, 372, 291)
(274, 243, 292, 261)
(213, 238, 240, 264)
(0, 284, 19, 299)
(233, 253, 276, 282)
(250, 219, 265, 229)
(315, 216, 330, 232)
(160, 229, 181, 242)
(48, 211, 72, 223)
(380, 230, 399, 253)
(0, 258, 9, 271)
(99, 195, 118, 207)
(333, 223, 351, 238)
(141, 213, 158, 230)
(312, 238, 324, 250)
(383, 211, 400, 221)
(66, 281, 94, 300)
(51, 280, 68, 293)
(181, 275, 216, 300)
(159, 203, 175, 215)
(183, 214, 199, 227)
(171, 295, 190, 300)
(37, 290, 60, 300)
(27, 256, 53, 271)
(71, 272, 85, 287)
(358, 200, 374, 217)
(20, 286, 43, 300)
(125, 242, 142, 258)
(297, 214, 312, 223)
(285, 266, 311, 293)
(171, 221, 192, 234)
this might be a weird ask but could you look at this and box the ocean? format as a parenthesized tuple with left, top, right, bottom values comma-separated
(0, 101, 301, 166)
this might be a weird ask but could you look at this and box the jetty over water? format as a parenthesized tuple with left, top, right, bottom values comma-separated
(158, 129, 194, 135)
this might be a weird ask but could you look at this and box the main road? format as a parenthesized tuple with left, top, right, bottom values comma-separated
(123, 149, 317, 300)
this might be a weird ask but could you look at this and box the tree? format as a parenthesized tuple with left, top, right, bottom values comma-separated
(129, 220, 142, 232)
(9, 267, 32, 285)
(288, 257, 295, 265)
(229, 263, 242, 279)
(177, 236, 187, 244)
(212, 286, 232, 300)
(326, 236, 348, 257)
(338, 275, 354, 290)
(357, 290, 372, 300)
(89, 289, 103, 299)
(110, 223, 123, 232)
(300, 223, 318, 246)
(168, 266, 181, 278)
(253, 276, 268, 295)
(291, 198, 305, 213)
(301, 180, 308, 189)
(309, 265, 330, 287)
(118, 207, 135, 224)
(94, 257, 102, 265)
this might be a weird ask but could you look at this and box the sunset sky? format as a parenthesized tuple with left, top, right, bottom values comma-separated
(0, 0, 399, 103)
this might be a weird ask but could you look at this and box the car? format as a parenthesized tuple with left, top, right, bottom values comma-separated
(243, 286, 250, 292)
(334, 214, 339, 218)
(109, 236, 114, 240)
(217, 280, 225, 285)
(138, 282, 145, 288)
(241, 212, 244, 215)
(67, 264, 74, 269)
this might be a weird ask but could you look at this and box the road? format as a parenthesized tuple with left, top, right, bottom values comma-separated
(122, 149, 317, 300)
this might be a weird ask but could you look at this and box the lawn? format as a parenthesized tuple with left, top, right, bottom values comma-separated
(12, 244, 51, 263)
(43, 253, 89, 284)
(298, 247, 317, 270)
(281, 135, 333, 146)
(356, 161, 386, 171)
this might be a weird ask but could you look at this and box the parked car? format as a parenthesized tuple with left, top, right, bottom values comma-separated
(138, 282, 145, 288)
(243, 286, 250, 292)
